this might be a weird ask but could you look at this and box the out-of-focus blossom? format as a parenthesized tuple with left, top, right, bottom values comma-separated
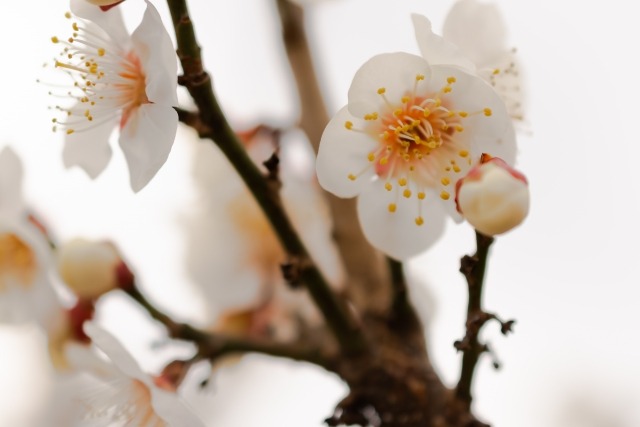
(53, 322, 206, 426)
(185, 128, 343, 340)
(46, 299, 95, 371)
(57, 238, 124, 299)
(455, 155, 529, 236)
(49, 0, 178, 192)
(85, 0, 126, 12)
(316, 41, 515, 259)
(415, 1, 525, 121)
(0, 147, 57, 324)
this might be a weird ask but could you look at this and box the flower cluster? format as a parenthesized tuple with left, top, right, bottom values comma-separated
(316, 13, 522, 259)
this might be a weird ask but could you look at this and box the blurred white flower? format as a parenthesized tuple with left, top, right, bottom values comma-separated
(185, 127, 344, 340)
(315, 47, 515, 259)
(49, 0, 178, 192)
(57, 239, 124, 299)
(0, 147, 58, 324)
(455, 155, 529, 236)
(57, 322, 206, 427)
(415, 1, 525, 121)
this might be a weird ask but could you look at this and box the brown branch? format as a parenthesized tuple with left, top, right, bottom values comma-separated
(454, 231, 495, 407)
(165, 0, 367, 356)
(125, 284, 336, 369)
(275, 0, 391, 314)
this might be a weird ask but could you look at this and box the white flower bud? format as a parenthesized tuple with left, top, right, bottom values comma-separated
(455, 156, 529, 236)
(57, 239, 122, 299)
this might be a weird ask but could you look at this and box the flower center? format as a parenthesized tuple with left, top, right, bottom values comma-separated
(344, 74, 493, 226)
(0, 233, 37, 290)
(46, 13, 149, 135)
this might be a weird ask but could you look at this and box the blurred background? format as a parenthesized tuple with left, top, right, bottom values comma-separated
(1, 0, 639, 426)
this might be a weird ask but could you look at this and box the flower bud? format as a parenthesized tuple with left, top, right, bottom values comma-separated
(57, 239, 123, 299)
(455, 156, 529, 236)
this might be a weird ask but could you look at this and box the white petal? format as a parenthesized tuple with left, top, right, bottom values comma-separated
(347, 53, 431, 117)
(131, 0, 179, 106)
(63, 117, 116, 179)
(442, 0, 507, 66)
(411, 14, 476, 72)
(151, 387, 206, 427)
(70, 0, 130, 48)
(83, 321, 147, 381)
(118, 104, 178, 192)
(431, 65, 516, 164)
(316, 106, 378, 198)
(0, 147, 24, 217)
(356, 181, 446, 260)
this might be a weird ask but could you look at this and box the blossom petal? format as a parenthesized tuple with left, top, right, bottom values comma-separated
(347, 53, 431, 117)
(431, 65, 516, 164)
(83, 321, 147, 381)
(443, 0, 507, 66)
(118, 104, 178, 192)
(0, 147, 24, 217)
(411, 14, 476, 72)
(63, 115, 116, 179)
(357, 181, 446, 260)
(130, 0, 179, 106)
(70, 0, 129, 48)
(151, 388, 206, 427)
(316, 106, 378, 198)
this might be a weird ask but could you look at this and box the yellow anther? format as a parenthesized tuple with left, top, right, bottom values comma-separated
(459, 111, 468, 118)
(443, 86, 452, 93)
(453, 165, 461, 173)
(415, 216, 424, 226)
(448, 111, 455, 117)
(458, 150, 469, 158)
(435, 99, 442, 107)
(401, 96, 410, 104)
(66, 129, 75, 135)
(97, 48, 105, 57)
(441, 177, 450, 186)
(416, 74, 425, 81)
(409, 166, 415, 172)
(447, 76, 457, 84)
(398, 178, 407, 186)
(388, 203, 397, 213)
(344, 121, 353, 130)
(377, 87, 386, 95)
(51, 36, 59, 44)
(68, 37, 74, 43)
(423, 108, 431, 117)
(483, 108, 493, 116)
(403, 154, 410, 161)
(65, 11, 72, 19)
(440, 191, 450, 200)
(417, 192, 426, 200)
(382, 131, 390, 140)
(403, 189, 412, 198)
(348, 174, 357, 181)
(445, 166, 452, 172)
(72, 23, 79, 31)
(385, 182, 393, 191)
(367, 153, 375, 162)
(455, 125, 464, 132)
(379, 157, 389, 165)
(493, 68, 501, 75)
(393, 108, 403, 117)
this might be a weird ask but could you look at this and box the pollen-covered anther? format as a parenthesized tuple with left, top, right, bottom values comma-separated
(415, 216, 424, 226)
(398, 178, 407, 187)
(344, 121, 353, 130)
(385, 182, 393, 191)
(388, 203, 397, 213)
(484, 108, 493, 117)
(403, 189, 412, 198)
(348, 174, 357, 181)
(441, 177, 450, 186)
(440, 191, 450, 200)
(417, 192, 426, 200)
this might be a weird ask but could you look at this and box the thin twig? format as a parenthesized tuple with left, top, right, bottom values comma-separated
(455, 231, 494, 407)
(165, 0, 367, 356)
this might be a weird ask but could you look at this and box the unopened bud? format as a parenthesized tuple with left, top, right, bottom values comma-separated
(57, 239, 123, 299)
(455, 156, 529, 236)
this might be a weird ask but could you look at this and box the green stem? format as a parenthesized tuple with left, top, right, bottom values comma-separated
(165, 0, 367, 356)
(455, 231, 495, 407)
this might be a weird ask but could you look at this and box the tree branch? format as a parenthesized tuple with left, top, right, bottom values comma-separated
(165, 0, 367, 356)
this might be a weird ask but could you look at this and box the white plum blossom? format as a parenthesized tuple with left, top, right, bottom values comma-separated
(0, 147, 58, 324)
(50, 0, 178, 192)
(316, 45, 515, 259)
(415, 2, 525, 121)
(455, 155, 529, 236)
(61, 322, 206, 427)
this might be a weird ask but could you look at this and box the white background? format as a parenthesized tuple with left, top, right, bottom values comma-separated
(1, 0, 639, 426)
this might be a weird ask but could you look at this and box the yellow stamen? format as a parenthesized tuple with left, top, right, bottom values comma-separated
(440, 191, 450, 200)
(388, 203, 397, 213)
